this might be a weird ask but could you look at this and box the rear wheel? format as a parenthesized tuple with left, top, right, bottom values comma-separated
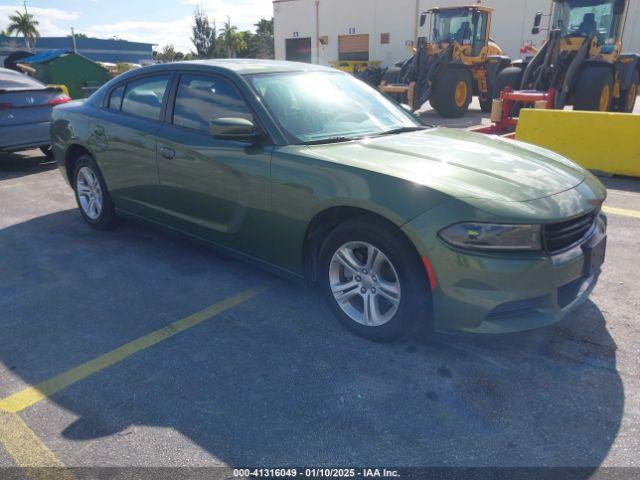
(617, 69, 639, 113)
(40, 146, 53, 159)
(73, 154, 118, 230)
(479, 97, 493, 113)
(318, 219, 432, 343)
(493, 66, 524, 116)
(493, 66, 523, 98)
(573, 67, 614, 112)
(432, 68, 472, 118)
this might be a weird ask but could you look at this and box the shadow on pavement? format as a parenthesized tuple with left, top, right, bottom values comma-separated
(0, 211, 622, 473)
(0, 151, 57, 180)
(599, 175, 640, 194)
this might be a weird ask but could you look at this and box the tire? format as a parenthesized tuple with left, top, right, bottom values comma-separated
(479, 97, 493, 113)
(492, 66, 523, 98)
(40, 146, 54, 159)
(617, 69, 639, 113)
(73, 154, 118, 230)
(573, 67, 614, 112)
(493, 66, 524, 117)
(318, 219, 432, 343)
(431, 67, 472, 118)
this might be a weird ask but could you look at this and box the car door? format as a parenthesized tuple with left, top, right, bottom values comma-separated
(154, 72, 273, 259)
(96, 73, 173, 219)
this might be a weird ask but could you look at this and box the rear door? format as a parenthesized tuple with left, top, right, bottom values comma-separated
(95, 73, 173, 219)
(154, 72, 273, 258)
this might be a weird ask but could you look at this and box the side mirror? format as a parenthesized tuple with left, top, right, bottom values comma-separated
(532, 27, 540, 35)
(419, 12, 428, 28)
(533, 12, 543, 28)
(209, 118, 258, 141)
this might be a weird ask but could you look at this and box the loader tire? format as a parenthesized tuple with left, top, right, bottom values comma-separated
(432, 68, 472, 118)
(493, 66, 523, 99)
(616, 69, 639, 113)
(573, 67, 614, 112)
(479, 98, 493, 113)
(493, 66, 524, 117)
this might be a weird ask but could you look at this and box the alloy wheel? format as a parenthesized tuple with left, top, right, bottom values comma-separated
(76, 166, 103, 220)
(329, 241, 401, 327)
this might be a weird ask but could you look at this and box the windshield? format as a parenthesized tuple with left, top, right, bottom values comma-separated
(552, 0, 617, 43)
(248, 71, 422, 144)
(430, 8, 475, 44)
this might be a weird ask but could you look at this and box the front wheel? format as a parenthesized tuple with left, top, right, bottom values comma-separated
(432, 68, 472, 118)
(73, 154, 118, 230)
(318, 219, 432, 343)
(573, 67, 614, 112)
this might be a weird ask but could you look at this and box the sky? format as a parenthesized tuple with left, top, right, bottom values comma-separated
(0, 0, 273, 52)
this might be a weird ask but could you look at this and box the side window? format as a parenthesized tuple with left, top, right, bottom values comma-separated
(172, 74, 253, 133)
(108, 85, 125, 111)
(121, 74, 171, 121)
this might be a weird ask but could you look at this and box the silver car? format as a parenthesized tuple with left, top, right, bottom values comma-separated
(0, 67, 71, 156)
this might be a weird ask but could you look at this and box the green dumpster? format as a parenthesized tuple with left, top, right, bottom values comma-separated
(20, 49, 110, 99)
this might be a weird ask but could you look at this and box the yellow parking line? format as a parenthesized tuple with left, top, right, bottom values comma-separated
(0, 285, 266, 414)
(603, 206, 640, 219)
(0, 410, 73, 479)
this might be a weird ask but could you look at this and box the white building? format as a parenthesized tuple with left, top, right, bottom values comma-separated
(273, 0, 640, 67)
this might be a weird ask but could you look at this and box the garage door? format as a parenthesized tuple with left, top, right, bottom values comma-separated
(338, 34, 369, 61)
(285, 38, 312, 63)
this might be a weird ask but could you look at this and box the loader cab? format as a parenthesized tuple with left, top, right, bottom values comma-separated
(420, 6, 491, 60)
(549, 0, 627, 46)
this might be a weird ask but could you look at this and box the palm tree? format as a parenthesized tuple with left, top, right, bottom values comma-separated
(6, 9, 40, 51)
(219, 17, 245, 58)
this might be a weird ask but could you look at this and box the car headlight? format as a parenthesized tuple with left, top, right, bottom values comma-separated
(438, 222, 542, 251)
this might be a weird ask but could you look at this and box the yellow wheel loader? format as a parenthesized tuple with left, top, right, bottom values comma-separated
(379, 4, 511, 118)
(494, 0, 639, 116)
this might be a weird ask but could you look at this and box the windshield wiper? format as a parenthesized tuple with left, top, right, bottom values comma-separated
(373, 126, 431, 137)
(300, 136, 360, 145)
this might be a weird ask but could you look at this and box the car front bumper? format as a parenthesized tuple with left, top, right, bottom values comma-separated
(404, 196, 607, 334)
(0, 122, 51, 152)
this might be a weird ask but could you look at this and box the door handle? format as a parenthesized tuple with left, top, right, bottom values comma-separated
(160, 147, 175, 160)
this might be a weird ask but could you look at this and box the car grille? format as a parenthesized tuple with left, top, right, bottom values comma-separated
(543, 211, 596, 254)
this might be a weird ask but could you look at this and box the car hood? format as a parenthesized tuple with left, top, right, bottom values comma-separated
(303, 128, 587, 202)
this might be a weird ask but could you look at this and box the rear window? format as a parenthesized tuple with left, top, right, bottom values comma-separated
(0, 68, 46, 91)
(121, 74, 171, 121)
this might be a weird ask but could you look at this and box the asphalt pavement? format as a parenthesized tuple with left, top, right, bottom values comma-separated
(0, 108, 639, 478)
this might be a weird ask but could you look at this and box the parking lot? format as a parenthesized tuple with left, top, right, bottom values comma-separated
(1, 105, 639, 478)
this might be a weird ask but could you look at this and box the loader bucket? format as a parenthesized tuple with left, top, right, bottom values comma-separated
(515, 109, 640, 177)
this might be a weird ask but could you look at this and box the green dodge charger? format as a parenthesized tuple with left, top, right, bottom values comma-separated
(51, 60, 607, 342)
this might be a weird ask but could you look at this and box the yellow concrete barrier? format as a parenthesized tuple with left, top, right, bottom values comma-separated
(515, 109, 640, 177)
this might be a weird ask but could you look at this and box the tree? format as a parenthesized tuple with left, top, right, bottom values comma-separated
(254, 18, 274, 59)
(6, 9, 40, 51)
(219, 17, 246, 58)
(190, 7, 217, 59)
(157, 44, 179, 62)
(237, 30, 258, 58)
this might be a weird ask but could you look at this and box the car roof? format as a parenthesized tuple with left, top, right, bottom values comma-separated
(144, 59, 335, 76)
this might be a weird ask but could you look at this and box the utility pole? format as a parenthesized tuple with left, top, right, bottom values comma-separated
(71, 27, 78, 53)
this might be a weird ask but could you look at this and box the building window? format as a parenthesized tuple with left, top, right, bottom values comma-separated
(381, 33, 390, 44)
